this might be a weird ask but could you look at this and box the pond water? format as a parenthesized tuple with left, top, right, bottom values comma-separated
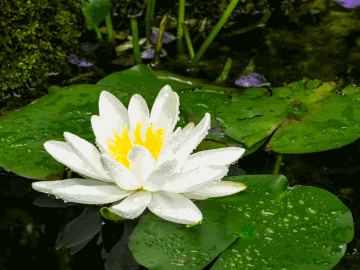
(1, 0, 360, 269)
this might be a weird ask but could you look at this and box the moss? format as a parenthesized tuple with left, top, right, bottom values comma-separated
(0, 0, 84, 96)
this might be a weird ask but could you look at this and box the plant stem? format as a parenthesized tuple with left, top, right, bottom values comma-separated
(177, 0, 185, 55)
(131, 18, 142, 64)
(146, 0, 156, 42)
(240, 57, 255, 75)
(94, 24, 103, 40)
(190, 0, 239, 66)
(182, 23, 195, 59)
(273, 153, 283, 175)
(214, 58, 232, 84)
(223, 9, 271, 37)
(105, 12, 115, 44)
(154, 14, 169, 64)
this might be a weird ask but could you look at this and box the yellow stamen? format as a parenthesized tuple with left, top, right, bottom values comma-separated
(106, 121, 166, 169)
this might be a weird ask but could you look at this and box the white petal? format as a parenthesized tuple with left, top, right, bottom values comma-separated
(165, 126, 181, 142)
(109, 190, 152, 219)
(95, 137, 108, 155)
(150, 85, 180, 139)
(169, 122, 194, 150)
(44, 141, 109, 181)
(63, 132, 111, 181)
(127, 145, 156, 185)
(100, 154, 141, 190)
(162, 165, 229, 193)
(91, 115, 115, 143)
(173, 113, 211, 172)
(156, 141, 177, 168)
(181, 147, 246, 173)
(143, 160, 175, 191)
(32, 178, 133, 204)
(148, 191, 202, 224)
(128, 94, 151, 141)
(183, 181, 247, 200)
(99, 91, 129, 134)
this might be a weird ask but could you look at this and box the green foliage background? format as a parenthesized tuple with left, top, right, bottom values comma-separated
(0, 0, 84, 95)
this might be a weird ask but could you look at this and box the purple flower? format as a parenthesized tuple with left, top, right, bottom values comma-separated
(150, 28, 176, 45)
(235, 72, 269, 87)
(66, 54, 94, 67)
(334, 0, 360, 8)
(141, 48, 167, 59)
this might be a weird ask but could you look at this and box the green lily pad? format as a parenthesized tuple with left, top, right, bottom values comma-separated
(216, 80, 360, 153)
(129, 175, 353, 269)
(0, 84, 131, 180)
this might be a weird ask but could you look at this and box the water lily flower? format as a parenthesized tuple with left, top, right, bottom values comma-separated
(32, 85, 247, 225)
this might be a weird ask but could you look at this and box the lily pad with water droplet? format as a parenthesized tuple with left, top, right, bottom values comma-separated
(216, 79, 360, 153)
(0, 84, 131, 180)
(129, 175, 353, 269)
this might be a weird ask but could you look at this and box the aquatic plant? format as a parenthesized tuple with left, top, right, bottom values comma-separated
(0, 0, 83, 95)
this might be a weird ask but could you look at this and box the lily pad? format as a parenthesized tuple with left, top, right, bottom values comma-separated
(216, 80, 360, 153)
(0, 84, 131, 180)
(129, 175, 354, 269)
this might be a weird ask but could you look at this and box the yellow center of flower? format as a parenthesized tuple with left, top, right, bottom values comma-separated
(106, 121, 166, 169)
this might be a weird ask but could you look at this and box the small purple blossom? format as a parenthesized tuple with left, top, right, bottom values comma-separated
(150, 28, 176, 45)
(141, 48, 167, 59)
(235, 72, 269, 87)
(66, 54, 94, 67)
(334, 0, 360, 8)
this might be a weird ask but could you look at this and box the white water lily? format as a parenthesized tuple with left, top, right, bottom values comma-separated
(32, 85, 247, 225)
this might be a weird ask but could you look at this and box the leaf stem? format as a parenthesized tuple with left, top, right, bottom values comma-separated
(190, 0, 239, 66)
(182, 23, 195, 59)
(214, 58, 233, 84)
(272, 153, 284, 175)
(94, 24, 103, 40)
(105, 12, 115, 44)
(131, 18, 142, 64)
(146, 0, 156, 42)
(177, 0, 185, 55)
(154, 14, 169, 64)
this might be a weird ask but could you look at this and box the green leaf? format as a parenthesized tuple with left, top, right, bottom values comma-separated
(129, 175, 353, 269)
(216, 80, 360, 153)
(82, 0, 111, 30)
(0, 84, 131, 180)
